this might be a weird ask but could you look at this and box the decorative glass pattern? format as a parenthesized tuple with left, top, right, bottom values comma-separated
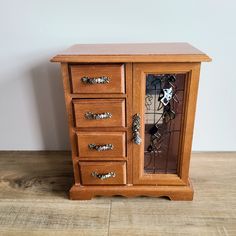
(144, 73, 186, 174)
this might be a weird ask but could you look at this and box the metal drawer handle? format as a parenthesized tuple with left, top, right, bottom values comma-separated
(81, 76, 110, 84)
(88, 143, 114, 152)
(132, 113, 142, 145)
(85, 112, 112, 120)
(91, 172, 116, 180)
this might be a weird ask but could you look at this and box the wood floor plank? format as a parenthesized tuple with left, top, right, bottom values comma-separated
(109, 153, 236, 236)
(0, 151, 73, 199)
(0, 151, 236, 236)
(0, 151, 111, 236)
(0, 201, 110, 236)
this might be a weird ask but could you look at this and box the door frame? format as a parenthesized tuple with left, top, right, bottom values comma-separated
(132, 63, 201, 185)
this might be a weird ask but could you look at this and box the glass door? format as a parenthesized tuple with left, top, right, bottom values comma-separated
(144, 73, 185, 174)
(132, 63, 200, 185)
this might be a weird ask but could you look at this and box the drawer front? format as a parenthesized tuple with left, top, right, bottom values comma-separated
(70, 64, 125, 94)
(79, 161, 126, 185)
(77, 132, 126, 158)
(73, 99, 125, 127)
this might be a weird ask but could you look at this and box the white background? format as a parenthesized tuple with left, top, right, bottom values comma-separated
(0, 0, 235, 151)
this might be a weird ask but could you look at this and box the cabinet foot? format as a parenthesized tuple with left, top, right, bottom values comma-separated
(70, 185, 93, 200)
(69, 181, 194, 201)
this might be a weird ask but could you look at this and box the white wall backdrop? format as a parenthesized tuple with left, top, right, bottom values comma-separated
(0, 0, 235, 151)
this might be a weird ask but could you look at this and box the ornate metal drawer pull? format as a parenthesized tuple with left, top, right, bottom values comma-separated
(88, 143, 114, 151)
(91, 172, 116, 180)
(81, 76, 110, 84)
(85, 112, 112, 120)
(132, 113, 142, 145)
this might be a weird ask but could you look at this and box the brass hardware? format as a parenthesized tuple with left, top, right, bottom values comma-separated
(88, 143, 114, 151)
(91, 171, 116, 180)
(81, 76, 110, 84)
(132, 113, 142, 145)
(85, 112, 112, 120)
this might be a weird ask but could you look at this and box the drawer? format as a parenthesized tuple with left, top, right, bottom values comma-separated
(73, 99, 126, 128)
(79, 161, 126, 185)
(77, 132, 126, 158)
(70, 64, 125, 94)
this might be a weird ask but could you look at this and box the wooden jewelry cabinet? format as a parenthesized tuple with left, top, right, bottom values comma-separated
(51, 43, 211, 200)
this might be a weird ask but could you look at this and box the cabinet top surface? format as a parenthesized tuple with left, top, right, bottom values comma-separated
(51, 43, 211, 63)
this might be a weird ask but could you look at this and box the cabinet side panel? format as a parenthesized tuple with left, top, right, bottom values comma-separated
(61, 63, 81, 184)
(179, 63, 201, 183)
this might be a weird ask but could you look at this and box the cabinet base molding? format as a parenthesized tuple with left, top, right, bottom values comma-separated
(69, 181, 194, 201)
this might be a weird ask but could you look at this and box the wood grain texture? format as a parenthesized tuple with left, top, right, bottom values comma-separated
(73, 99, 126, 128)
(70, 182, 193, 201)
(79, 161, 126, 186)
(0, 152, 235, 235)
(0, 201, 109, 236)
(51, 43, 211, 63)
(70, 64, 125, 94)
(179, 64, 201, 183)
(61, 63, 81, 184)
(77, 131, 126, 158)
(125, 63, 133, 184)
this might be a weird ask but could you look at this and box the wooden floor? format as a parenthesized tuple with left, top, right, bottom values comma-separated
(0, 152, 235, 236)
